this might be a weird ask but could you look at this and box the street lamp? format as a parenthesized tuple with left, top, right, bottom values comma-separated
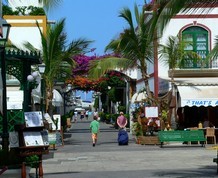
(38, 63, 46, 74)
(0, 20, 11, 151)
(38, 63, 46, 113)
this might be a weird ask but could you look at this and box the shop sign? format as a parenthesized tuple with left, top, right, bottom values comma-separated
(182, 99, 218, 107)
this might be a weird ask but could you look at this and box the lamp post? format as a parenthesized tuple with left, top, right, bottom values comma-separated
(0, 20, 11, 151)
(27, 71, 40, 111)
(38, 63, 46, 114)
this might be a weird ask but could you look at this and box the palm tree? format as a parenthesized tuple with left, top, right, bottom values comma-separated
(159, 35, 188, 82)
(89, 4, 155, 104)
(37, 18, 91, 116)
(205, 36, 218, 65)
(159, 35, 188, 129)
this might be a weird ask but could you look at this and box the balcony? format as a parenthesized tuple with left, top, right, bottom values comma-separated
(169, 58, 218, 78)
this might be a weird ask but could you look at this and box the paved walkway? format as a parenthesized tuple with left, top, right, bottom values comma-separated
(32, 120, 218, 178)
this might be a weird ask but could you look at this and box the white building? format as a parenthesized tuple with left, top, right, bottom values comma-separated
(155, 5, 218, 128)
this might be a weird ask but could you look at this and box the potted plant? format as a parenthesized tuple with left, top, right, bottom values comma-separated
(25, 155, 39, 178)
(160, 110, 169, 130)
(131, 122, 143, 143)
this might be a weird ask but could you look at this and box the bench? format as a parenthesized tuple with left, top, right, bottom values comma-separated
(158, 130, 206, 148)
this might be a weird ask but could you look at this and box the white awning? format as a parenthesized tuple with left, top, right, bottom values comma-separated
(32, 88, 63, 107)
(52, 89, 63, 107)
(177, 86, 218, 107)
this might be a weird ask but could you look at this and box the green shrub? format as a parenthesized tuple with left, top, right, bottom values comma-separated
(98, 112, 106, 121)
(25, 155, 39, 168)
(118, 105, 126, 113)
(105, 114, 112, 123)
(131, 122, 143, 136)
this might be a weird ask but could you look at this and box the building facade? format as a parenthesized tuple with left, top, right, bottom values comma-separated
(158, 5, 218, 129)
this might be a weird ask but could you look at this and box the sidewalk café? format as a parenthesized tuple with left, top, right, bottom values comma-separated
(176, 85, 218, 142)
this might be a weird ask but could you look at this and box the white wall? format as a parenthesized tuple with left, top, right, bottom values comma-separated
(9, 26, 42, 50)
(159, 7, 218, 79)
(8, 0, 43, 10)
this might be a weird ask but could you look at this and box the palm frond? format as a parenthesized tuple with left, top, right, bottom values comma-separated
(23, 41, 40, 52)
(206, 36, 218, 62)
(156, 0, 218, 36)
(119, 7, 134, 30)
(88, 57, 131, 79)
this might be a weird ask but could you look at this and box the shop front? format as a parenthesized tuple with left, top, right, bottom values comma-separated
(176, 85, 218, 129)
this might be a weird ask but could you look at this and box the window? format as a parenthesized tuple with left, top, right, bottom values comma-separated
(182, 26, 209, 68)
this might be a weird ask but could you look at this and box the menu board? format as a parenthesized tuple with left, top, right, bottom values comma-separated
(145, 107, 158, 117)
(24, 111, 44, 127)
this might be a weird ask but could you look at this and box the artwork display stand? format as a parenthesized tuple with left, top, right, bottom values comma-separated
(44, 114, 64, 150)
(15, 111, 49, 178)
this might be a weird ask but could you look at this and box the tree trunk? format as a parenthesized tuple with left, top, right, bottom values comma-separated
(46, 86, 54, 119)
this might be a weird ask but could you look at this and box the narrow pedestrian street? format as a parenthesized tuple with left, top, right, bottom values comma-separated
(37, 120, 218, 178)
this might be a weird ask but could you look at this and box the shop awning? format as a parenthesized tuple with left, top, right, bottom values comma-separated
(177, 86, 218, 107)
(52, 89, 63, 107)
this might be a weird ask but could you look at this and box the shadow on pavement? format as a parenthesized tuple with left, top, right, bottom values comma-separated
(154, 165, 217, 177)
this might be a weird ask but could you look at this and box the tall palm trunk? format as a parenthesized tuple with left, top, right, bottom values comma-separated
(169, 69, 177, 129)
(46, 87, 53, 117)
(140, 59, 153, 105)
(170, 82, 177, 129)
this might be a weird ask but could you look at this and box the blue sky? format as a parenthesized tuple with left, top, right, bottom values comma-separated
(48, 0, 152, 102)
(48, 0, 148, 56)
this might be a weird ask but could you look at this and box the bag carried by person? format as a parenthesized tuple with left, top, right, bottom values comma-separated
(118, 129, 128, 145)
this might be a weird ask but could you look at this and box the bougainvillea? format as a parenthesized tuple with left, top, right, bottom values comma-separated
(67, 53, 125, 92)
(72, 54, 96, 76)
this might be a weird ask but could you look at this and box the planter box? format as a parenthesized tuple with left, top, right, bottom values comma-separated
(137, 136, 160, 145)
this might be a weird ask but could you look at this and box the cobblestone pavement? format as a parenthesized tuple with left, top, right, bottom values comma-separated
(31, 120, 218, 178)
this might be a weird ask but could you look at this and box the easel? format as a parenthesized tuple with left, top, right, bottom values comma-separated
(19, 146, 49, 178)
(15, 123, 49, 178)
(48, 127, 64, 150)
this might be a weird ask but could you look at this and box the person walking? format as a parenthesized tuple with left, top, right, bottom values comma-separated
(117, 112, 128, 145)
(73, 111, 78, 123)
(80, 111, 85, 121)
(85, 110, 89, 120)
(117, 112, 127, 129)
(90, 116, 100, 147)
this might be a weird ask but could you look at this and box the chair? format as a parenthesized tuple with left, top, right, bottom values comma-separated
(206, 128, 216, 145)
